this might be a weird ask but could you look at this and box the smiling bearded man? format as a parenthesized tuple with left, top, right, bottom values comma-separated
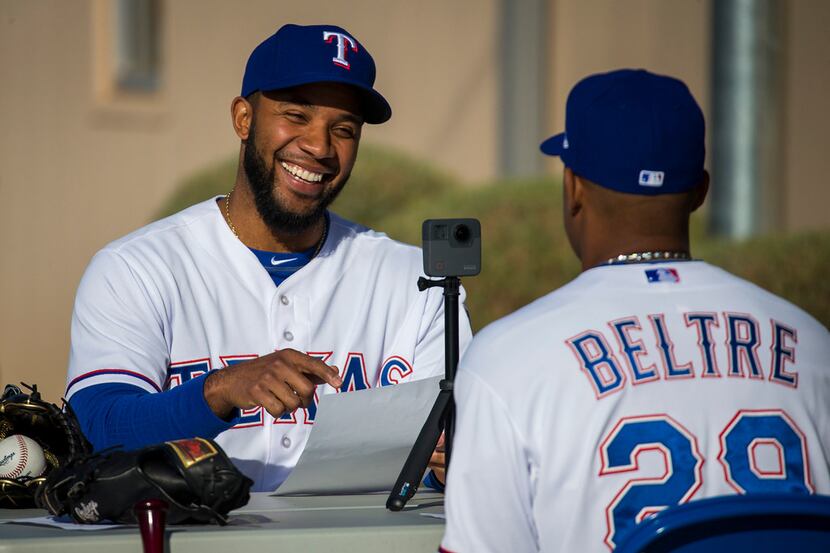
(240, 84, 359, 237)
(64, 24, 471, 492)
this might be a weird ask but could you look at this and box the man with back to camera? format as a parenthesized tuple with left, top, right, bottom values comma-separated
(64, 24, 471, 492)
(440, 69, 830, 552)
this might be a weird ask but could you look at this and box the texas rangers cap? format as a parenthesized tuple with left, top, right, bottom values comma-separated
(540, 69, 705, 195)
(241, 24, 392, 124)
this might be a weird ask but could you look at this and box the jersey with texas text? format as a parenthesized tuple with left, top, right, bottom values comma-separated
(66, 197, 472, 491)
(441, 261, 830, 553)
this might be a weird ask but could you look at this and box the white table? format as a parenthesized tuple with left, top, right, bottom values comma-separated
(0, 491, 446, 552)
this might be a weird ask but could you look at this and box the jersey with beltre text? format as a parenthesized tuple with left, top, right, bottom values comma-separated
(66, 197, 472, 491)
(441, 261, 830, 553)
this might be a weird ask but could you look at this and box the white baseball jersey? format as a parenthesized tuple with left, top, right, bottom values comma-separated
(442, 261, 830, 553)
(66, 197, 472, 491)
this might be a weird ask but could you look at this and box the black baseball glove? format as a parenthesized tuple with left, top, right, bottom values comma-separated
(36, 437, 253, 525)
(0, 383, 92, 508)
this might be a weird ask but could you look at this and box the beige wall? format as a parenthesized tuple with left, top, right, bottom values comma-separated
(783, 0, 830, 229)
(1, 0, 828, 400)
(545, 0, 711, 168)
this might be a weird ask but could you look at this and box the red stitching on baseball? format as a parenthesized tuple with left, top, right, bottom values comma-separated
(15, 435, 29, 478)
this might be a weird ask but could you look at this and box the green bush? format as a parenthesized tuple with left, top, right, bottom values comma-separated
(332, 144, 458, 224)
(156, 157, 238, 219)
(159, 146, 830, 330)
(699, 231, 830, 327)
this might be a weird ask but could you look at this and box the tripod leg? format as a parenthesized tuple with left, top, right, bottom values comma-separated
(386, 389, 451, 511)
(444, 399, 455, 469)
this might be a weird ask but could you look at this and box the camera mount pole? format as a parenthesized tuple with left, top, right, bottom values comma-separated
(386, 275, 460, 512)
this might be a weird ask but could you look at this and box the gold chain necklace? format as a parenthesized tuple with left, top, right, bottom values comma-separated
(223, 190, 329, 258)
(224, 191, 239, 238)
(603, 251, 692, 265)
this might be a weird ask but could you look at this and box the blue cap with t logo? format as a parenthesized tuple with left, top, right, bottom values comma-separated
(241, 24, 392, 124)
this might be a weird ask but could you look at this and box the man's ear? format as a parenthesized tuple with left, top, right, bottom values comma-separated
(231, 96, 253, 141)
(563, 167, 584, 217)
(690, 170, 710, 212)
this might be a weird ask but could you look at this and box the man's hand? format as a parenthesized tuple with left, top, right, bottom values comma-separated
(203, 349, 342, 420)
(428, 433, 446, 485)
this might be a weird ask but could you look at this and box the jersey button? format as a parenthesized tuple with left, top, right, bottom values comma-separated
(280, 295, 290, 305)
(283, 330, 294, 341)
(281, 436, 291, 448)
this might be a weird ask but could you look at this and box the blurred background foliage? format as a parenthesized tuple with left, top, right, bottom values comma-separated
(158, 145, 830, 331)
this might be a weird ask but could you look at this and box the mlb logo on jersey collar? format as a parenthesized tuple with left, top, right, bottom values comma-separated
(646, 268, 680, 283)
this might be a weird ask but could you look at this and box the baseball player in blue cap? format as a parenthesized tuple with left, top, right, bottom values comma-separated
(441, 69, 830, 552)
(66, 24, 471, 492)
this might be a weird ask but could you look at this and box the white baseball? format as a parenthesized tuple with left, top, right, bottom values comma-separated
(0, 434, 47, 479)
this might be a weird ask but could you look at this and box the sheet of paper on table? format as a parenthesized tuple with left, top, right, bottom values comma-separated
(275, 375, 441, 495)
(1, 515, 124, 530)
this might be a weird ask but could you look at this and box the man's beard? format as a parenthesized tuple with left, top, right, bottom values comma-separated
(243, 119, 348, 235)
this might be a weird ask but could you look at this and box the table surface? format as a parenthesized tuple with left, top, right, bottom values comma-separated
(0, 491, 446, 553)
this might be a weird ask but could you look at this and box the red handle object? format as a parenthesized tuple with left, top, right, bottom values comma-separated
(134, 498, 169, 553)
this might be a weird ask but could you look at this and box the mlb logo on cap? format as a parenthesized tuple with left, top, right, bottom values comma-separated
(639, 170, 665, 187)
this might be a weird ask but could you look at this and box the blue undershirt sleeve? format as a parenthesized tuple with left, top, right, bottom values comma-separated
(423, 470, 446, 492)
(69, 373, 237, 452)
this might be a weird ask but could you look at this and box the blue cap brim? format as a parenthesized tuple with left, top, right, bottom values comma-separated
(540, 133, 566, 156)
(246, 75, 391, 124)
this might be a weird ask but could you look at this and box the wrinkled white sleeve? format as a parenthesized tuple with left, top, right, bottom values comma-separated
(441, 362, 538, 552)
(66, 249, 170, 396)
(409, 284, 473, 380)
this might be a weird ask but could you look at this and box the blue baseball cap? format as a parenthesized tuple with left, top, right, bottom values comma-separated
(540, 69, 705, 195)
(241, 24, 391, 124)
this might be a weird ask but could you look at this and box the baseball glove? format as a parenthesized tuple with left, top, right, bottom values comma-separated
(0, 383, 92, 508)
(36, 437, 253, 525)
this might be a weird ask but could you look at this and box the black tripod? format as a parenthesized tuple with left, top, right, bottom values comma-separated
(387, 275, 461, 511)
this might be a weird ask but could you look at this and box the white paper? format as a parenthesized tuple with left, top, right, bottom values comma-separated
(275, 376, 441, 495)
(1, 515, 125, 530)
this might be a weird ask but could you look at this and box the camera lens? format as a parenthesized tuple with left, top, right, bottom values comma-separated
(453, 224, 471, 244)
